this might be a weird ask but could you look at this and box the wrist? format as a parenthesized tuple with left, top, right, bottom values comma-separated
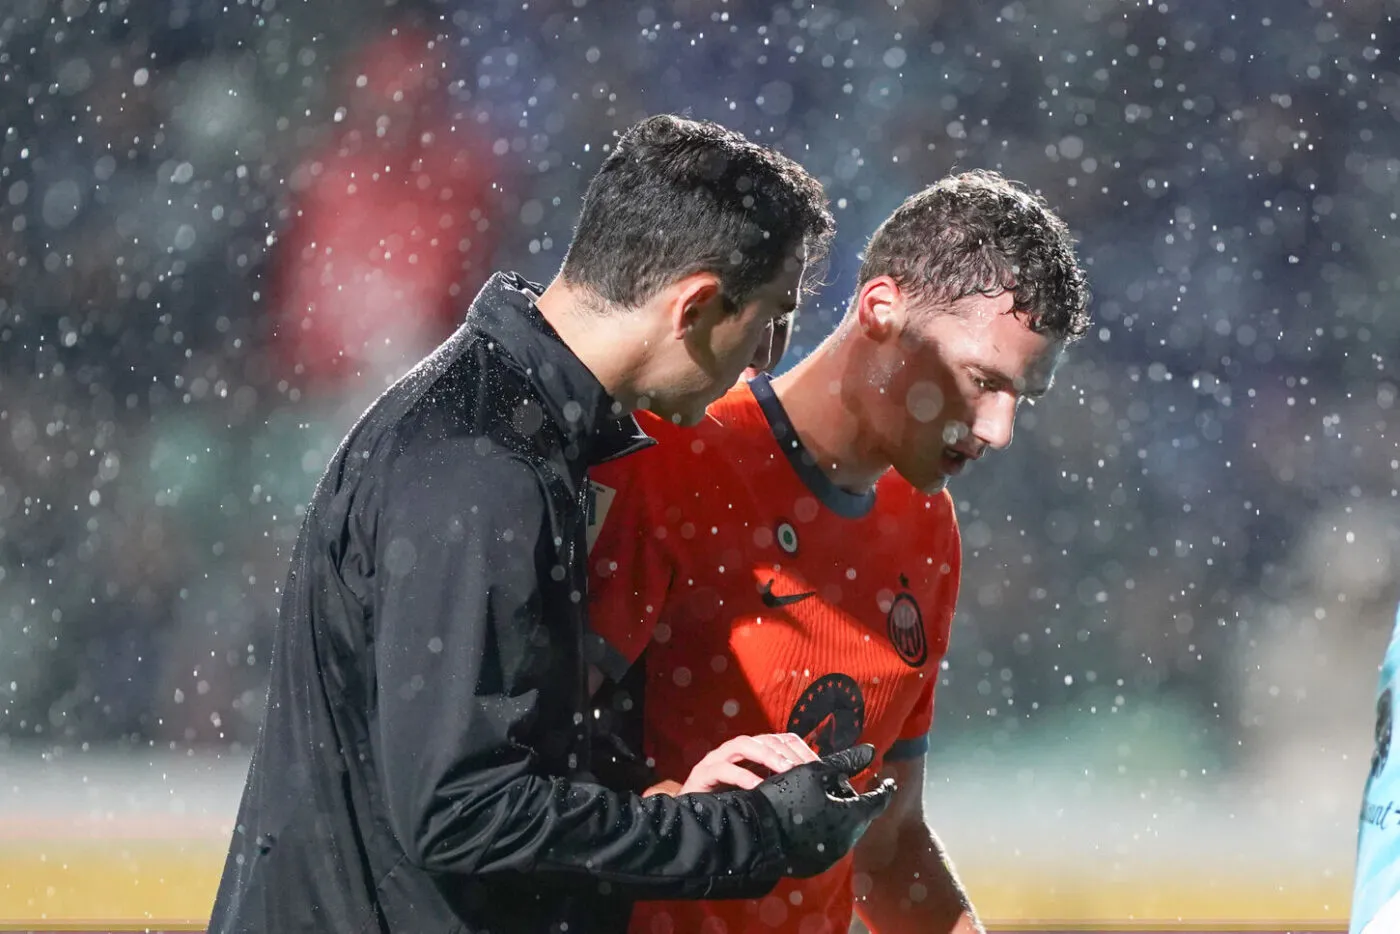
(717, 786, 788, 879)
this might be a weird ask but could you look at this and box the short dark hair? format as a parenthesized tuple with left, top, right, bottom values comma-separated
(859, 170, 1090, 341)
(561, 115, 833, 309)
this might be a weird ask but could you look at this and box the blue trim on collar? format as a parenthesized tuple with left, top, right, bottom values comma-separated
(747, 373, 876, 520)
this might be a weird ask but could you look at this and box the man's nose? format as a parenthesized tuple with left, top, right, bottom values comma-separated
(973, 394, 1017, 450)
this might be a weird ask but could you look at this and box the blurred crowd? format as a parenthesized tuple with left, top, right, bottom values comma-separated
(2, 0, 1399, 802)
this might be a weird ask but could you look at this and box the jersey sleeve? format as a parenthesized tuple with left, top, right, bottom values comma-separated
(585, 444, 675, 684)
(886, 677, 935, 761)
(886, 494, 962, 762)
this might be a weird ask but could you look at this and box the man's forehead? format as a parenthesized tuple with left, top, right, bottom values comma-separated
(946, 311, 1064, 384)
(1013, 342, 1065, 392)
(1022, 365, 1060, 395)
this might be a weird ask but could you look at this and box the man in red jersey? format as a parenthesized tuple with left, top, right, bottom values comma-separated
(586, 170, 1090, 934)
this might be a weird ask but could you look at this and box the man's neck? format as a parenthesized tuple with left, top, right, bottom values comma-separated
(534, 276, 645, 413)
(771, 340, 891, 493)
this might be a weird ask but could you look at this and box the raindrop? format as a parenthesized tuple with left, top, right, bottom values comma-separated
(41, 180, 82, 230)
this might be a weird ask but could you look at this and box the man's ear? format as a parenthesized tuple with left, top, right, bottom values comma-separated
(854, 276, 906, 342)
(669, 272, 726, 339)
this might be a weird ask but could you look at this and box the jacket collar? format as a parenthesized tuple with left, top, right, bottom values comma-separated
(467, 272, 653, 466)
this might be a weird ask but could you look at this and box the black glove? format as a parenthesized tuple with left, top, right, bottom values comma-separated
(752, 743, 895, 878)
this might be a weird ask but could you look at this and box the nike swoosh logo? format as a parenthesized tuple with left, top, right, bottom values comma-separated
(759, 578, 816, 608)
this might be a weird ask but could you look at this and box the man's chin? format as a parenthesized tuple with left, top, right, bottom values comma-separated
(906, 470, 949, 496)
(893, 464, 950, 495)
(646, 401, 704, 427)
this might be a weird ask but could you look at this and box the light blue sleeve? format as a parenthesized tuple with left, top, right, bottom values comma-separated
(1351, 604, 1400, 934)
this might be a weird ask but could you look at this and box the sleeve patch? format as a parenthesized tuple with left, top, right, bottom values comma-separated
(585, 480, 617, 555)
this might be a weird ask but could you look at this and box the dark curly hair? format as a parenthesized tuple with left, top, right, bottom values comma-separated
(562, 115, 834, 310)
(858, 169, 1090, 341)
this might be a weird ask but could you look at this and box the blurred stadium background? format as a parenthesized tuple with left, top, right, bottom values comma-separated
(2, 0, 1395, 927)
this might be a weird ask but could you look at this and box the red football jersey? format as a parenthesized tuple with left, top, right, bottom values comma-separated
(587, 374, 962, 934)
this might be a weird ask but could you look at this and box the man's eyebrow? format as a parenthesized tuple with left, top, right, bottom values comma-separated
(982, 365, 1051, 397)
(1023, 374, 1056, 398)
(977, 365, 1016, 387)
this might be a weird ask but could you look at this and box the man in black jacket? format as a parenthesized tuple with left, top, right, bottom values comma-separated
(210, 114, 894, 933)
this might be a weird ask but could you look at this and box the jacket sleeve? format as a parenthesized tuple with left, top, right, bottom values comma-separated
(369, 439, 785, 897)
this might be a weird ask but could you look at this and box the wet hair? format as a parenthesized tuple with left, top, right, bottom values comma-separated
(858, 169, 1090, 340)
(562, 114, 833, 310)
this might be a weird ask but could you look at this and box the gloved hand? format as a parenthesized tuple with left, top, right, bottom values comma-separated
(751, 743, 895, 877)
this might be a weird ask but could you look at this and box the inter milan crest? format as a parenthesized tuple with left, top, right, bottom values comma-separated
(786, 673, 866, 757)
(1373, 686, 1393, 783)
(887, 573, 927, 668)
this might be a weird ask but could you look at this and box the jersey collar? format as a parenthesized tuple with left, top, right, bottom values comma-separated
(748, 373, 876, 520)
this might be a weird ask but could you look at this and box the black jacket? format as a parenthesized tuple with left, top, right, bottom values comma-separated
(210, 273, 786, 933)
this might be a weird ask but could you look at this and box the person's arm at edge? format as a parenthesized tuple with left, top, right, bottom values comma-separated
(853, 754, 983, 934)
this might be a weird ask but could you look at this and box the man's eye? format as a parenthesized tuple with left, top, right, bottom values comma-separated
(974, 377, 995, 392)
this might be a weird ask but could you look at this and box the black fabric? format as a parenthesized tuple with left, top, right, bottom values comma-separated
(208, 272, 787, 934)
(753, 744, 893, 878)
(590, 651, 655, 795)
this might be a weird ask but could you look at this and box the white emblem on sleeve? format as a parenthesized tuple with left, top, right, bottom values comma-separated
(585, 480, 617, 555)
